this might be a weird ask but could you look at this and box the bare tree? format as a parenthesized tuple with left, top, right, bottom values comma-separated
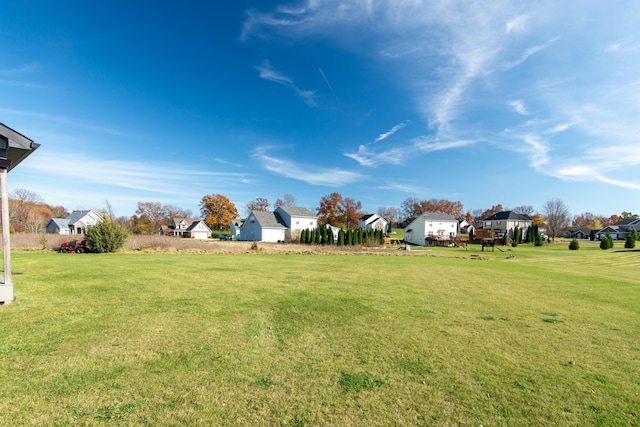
(543, 198, 570, 242)
(275, 194, 296, 208)
(513, 205, 535, 216)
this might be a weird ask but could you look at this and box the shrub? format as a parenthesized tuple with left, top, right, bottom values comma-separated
(568, 238, 580, 250)
(85, 221, 128, 253)
(625, 229, 637, 249)
(600, 238, 611, 250)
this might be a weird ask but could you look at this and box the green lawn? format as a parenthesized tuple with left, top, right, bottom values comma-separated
(1, 242, 639, 426)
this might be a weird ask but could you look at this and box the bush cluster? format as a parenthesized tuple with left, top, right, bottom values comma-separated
(85, 220, 128, 253)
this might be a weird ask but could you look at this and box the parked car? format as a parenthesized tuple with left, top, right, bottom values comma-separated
(219, 234, 232, 241)
(58, 240, 90, 253)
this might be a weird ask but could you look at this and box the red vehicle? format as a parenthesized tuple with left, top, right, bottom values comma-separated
(58, 240, 90, 253)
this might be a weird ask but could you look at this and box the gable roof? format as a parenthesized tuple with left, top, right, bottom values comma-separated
(48, 218, 70, 229)
(248, 210, 287, 229)
(186, 220, 211, 232)
(276, 206, 317, 218)
(359, 213, 376, 221)
(483, 211, 532, 221)
(416, 211, 457, 221)
(67, 210, 101, 225)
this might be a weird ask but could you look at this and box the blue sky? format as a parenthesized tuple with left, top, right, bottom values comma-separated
(1, 1, 639, 219)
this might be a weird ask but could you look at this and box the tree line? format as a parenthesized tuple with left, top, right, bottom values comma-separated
(4, 188, 636, 240)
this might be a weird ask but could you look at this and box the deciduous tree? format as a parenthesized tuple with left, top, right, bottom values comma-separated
(200, 194, 238, 230)
(543, 198, 570, 242)
(274, 194, 296, 208)
(246, 197, 269, 213)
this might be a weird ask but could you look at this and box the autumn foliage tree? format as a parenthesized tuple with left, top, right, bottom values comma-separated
(200, 194, 238, 230)
(317, 192, 362, 229)
(400, 198, 464, 224)
(130, 202, 192, 235)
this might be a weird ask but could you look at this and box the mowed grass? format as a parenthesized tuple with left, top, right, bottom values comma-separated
(1, 242, 639, 426)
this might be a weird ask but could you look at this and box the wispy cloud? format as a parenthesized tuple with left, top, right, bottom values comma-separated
(503, 36, 561, 70)
(0, 108, 135, 137)
(253, 146, 364, 186)
(507, 99, 528, 115)
(375, 121, 409, 142)
(255, 59, 316, 106)
(23, 151, 245, 194)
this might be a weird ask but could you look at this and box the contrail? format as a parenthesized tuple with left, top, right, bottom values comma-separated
(318, 67, 337, 98)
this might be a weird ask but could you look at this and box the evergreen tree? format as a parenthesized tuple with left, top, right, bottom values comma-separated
(589, 230, 596, 241)
(514, 225, 520, 244)
(84, 220, 127, 253)
(502, 231, 509, 246)
(300, 229, 307, 244)
(600, 236, 611, 250)
(337, 229, 344, 246)
(625, 229, 637, 249)
(607, 232, 614, 248)
(569, 238, 580, 250)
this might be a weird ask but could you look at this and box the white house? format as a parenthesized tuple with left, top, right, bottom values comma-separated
(274, 205, 318, 241)
(230, 218, 245, 240)
(46, 218, 71, 235)
(358, 213, 388, 232)
(404, 212, 458, 246)
(46, 210, 102, 235)
(160, 217, 211, 239)
(238, 210, 287, 243)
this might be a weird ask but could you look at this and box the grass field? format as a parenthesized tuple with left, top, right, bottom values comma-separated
(1, 241, 639, 426)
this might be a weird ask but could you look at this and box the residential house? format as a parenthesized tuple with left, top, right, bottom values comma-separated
(596, 218, 640, 240)
(481, 211, 533, 240)
(46, 218, 71, 235)
(46, 210, 102, 235)
(404, 212, 458, 246)
(160, 217, 211, 239)
(274, 205, 318, 241)
(565, 229, 593, 239)
(238, 210, 287, 242)
(358, 213, 388, 232)
(230, 218, 245, 240)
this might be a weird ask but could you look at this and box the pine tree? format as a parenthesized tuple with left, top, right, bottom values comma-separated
(337, 229, 344, 246)
(569, 238, 580, 250)
(625, 229, 637, 249)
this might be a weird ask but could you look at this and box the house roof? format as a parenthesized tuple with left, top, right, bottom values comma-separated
(186, 220, 211, 232)
(417, 211, 457, 221)
(483, 211, 532, 221)
(67, 210, 101, 225)
(0, 122, 41, 172)
(249, 210, 287, 229)
(359, 213, 376, 221)
(48, 218, 70, 229)
(276, 206, 317, 218)
(612, 218, 640, 227)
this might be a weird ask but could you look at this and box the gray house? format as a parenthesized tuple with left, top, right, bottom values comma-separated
(46, 210, 102, 235)
(237, 210, 288, 242)
(481, 211, 533, 240)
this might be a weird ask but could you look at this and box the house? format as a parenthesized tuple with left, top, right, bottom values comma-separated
(596, 218, 640, 240)
(160, 217, 211, 239)
(404, 212, 458, 246)
(46, 210, 102, 234)
(358, 213, 388, 232)
(458, 219, 473, 234)
(481, 211, 533, 240)
(230, 218, 245, 240)
(274, 205, 318, 241)
(46, 218, 70, 235)
(237, 210, 287, 242)
(565, 229, 593, 239)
